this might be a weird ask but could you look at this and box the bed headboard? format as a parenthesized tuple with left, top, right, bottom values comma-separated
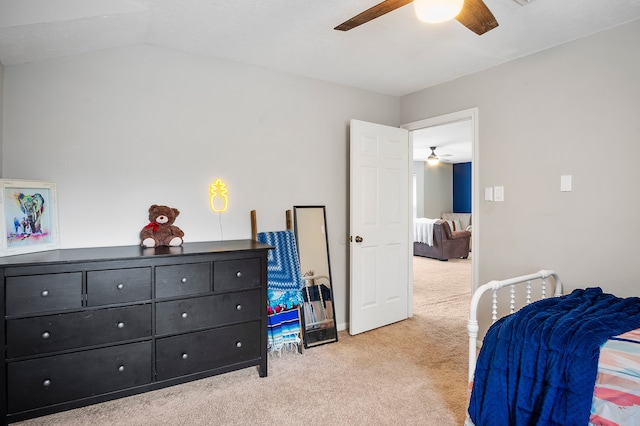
(467, 269, 563, 382)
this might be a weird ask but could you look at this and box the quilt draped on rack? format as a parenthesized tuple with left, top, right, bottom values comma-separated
(468, 287, 640, 426)
(257, 230, 304, 354)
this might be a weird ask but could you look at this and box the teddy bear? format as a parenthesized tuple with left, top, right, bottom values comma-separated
(140, 204, 185, 248)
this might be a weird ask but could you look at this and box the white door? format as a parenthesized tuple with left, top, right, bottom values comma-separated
(349, 119, 410, 335)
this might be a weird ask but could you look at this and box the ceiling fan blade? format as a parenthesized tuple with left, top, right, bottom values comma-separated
(335, 0, 413, 31)
(455, 0, 499, 35)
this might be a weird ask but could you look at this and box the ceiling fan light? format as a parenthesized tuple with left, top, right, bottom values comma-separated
(414, 0, 465, 24)
(427, 146, 440, 165)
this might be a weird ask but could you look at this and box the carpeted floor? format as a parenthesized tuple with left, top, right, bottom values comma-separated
(14, 255, 471, 426)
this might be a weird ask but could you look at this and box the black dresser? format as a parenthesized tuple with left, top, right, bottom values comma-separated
(0, 240, 271, 424)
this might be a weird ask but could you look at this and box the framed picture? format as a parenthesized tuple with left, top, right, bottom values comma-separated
(0, 179, 60, 256)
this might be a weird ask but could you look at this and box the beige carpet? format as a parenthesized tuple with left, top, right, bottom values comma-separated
(15, 256, 471, 426)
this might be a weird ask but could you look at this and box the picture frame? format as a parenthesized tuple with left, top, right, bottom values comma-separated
(0, 179, 60, 256)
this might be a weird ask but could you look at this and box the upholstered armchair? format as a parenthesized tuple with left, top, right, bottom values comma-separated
(440, 212, 471, 232)
(441, 212, 472, 251)
(413, 220, 470, 261)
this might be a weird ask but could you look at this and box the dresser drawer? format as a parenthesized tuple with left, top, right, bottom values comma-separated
(6, 304, 152, 358)
(7, 341, 152, 414)
(156, 262, 210, 298)
(156, 321, 261, 381)
(214, 258, 261, 291)
(6, 273, 82, 316)
(87, 267, 152, 306)
(156, 290, 261, 336)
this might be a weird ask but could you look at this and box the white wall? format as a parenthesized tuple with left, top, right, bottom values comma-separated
(412, 161, 424, 218)
(401, 20, 640, 303)
(413, 161, 453, 219)
(422, 161, 453, 219)
(2, 44, 400, 330)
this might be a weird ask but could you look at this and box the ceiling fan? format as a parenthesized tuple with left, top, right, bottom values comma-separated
(334, 0, 498, 35)
(427, 146, 451, 165)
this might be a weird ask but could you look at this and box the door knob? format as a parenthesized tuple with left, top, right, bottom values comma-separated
(355, 236, 363, 243)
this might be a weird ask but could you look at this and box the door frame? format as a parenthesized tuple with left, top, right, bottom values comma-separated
(401, 107, 479, 314)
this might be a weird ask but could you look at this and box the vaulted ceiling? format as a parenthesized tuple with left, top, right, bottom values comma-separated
(1, 1, 639, 96)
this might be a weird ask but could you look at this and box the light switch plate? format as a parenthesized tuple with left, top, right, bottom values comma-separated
(494, 186, 504, 202)
(484, 187, 493, 201)
(561, 175, 572, 192)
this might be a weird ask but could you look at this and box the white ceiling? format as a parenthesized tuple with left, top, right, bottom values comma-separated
(1, 1, 640, 97)
(413, 119, 472, 164)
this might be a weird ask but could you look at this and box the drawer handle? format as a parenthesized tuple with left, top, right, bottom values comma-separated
(117, 283, 124, 290)
(181, 353, 188, 360)
(181, 277, 187, 283)
(43, 379, 51, 387)
(236, 341, 242, 348)
(236, 271, 242, 278)
(118, 365, 125, 372)
(41, 290, 49, 297)
(181, 312, 188, 319)
(116, 322, 125, 329)
(236, 304, 242, 311)
(42, 331, 51, 339)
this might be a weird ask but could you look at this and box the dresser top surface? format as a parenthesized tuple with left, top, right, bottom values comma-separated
(0, 240, 272, 267)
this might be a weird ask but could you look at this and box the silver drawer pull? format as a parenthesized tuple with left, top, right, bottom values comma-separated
(118, 365, 125, 372)
(181, 353, 188, 360)
(41, 290, 49, 297)
(117, 283, 124, 290)
(42, 331, 51, 339)
(236, 341, 242, 348)
(236, 304, 242, 311)
(236, 271, 242, 278)
(116, 322, 125, 329)
(181, 312, 188, 319)
(43, 379, 51, 387)
(181, 277, 187, 283)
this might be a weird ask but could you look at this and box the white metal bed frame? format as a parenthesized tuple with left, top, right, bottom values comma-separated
(467, 269, 563, 383)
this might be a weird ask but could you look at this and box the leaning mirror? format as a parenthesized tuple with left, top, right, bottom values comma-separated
(293, 205, 338, 348)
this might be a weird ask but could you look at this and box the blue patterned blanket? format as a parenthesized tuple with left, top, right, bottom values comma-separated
(257, 230, 305, 310)
(469, 287, 640, 426)
(267, 309, 302, 352)
(257, 230, 304, 353)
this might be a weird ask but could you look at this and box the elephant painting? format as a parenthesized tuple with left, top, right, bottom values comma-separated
(14, 192, 45, 235)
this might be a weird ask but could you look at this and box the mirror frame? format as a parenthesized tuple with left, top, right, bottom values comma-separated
(293, 205, 338, 348)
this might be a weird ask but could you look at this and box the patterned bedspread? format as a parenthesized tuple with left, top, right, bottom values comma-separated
(590, 328, 640, 425)
(466, 328, 640, 426)
(468, 288, 640, 425)
(464, 328, 640, 426)
(469, 288, 640, 425)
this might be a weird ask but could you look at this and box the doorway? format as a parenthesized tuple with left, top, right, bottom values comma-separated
(402, 108, 479, 317)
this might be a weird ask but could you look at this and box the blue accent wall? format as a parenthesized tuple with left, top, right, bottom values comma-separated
(453, 162, 472, 213)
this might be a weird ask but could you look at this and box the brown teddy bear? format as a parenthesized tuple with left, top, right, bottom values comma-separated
(140, 204, 185, 248)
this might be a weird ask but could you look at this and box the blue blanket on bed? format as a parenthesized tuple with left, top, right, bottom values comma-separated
(468, 287, 640, 426)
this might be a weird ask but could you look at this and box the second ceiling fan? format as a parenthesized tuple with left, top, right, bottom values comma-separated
(335, 0, 498, 35)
